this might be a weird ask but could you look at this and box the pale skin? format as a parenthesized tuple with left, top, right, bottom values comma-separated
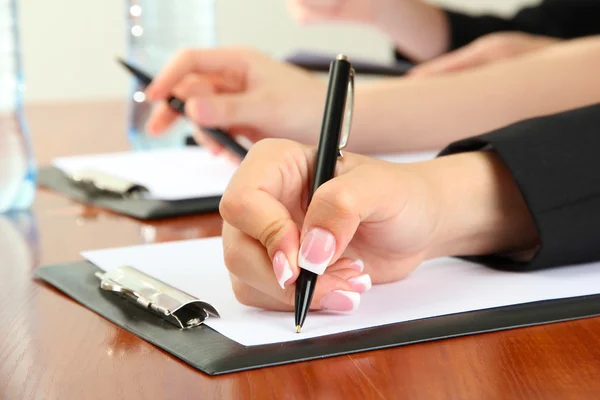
(408, 32, 562, 76)
(146, 36, 600, 155)
(286, 0, 562, 69)
(286, 0, 450, 61)
(219, 139, 538, 311)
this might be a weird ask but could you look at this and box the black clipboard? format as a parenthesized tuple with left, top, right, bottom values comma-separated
(37, 166, 221, 219)
(285, 50, 413, 76)
(38, 167, 221, 220)
(34, 260, 600, 376)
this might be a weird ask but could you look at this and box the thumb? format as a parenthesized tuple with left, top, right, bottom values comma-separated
(185, 92, 262, 129)
(297, 162, 384, 275)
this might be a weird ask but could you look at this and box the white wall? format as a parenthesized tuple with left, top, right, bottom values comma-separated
(19, 0, 540, 104)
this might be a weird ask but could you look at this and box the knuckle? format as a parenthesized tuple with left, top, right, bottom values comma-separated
(219, 188, 248, 224)
(313, 185, 358, 219)
(258, 218, 290, 251)
(248, 138, 288, 157)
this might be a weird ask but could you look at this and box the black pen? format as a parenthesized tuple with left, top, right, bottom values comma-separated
(117, 58, 248, 159)
(295, 54, 354, 333)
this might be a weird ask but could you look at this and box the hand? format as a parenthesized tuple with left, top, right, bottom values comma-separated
(286, 0, 449, 61)
(145, 47, 326, 158)
(220, 138, 439, 311)
(286, 0, 399, 24)
(409, 32, 562, 77)
(219, 139, 539, 312)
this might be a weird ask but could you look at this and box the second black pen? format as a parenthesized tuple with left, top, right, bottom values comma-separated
(117, 58, 248, 159)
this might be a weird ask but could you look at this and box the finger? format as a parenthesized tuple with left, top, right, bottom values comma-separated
(221, 177, 304, 288)
(146, 102, 180, 135)
(184, 92, 264, 129)
(220, 140, 324, 278)
(230, 267, 370, 312)
(298, 159, 395, 275)
(223, 223, 363, 306)
(146, 75, 216, 135)
(146, 48, 251, 100)
(220, 140, 367, 284)
(409, 46, 487, 77)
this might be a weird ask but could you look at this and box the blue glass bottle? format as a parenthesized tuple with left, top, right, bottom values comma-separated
(0, 0, 36, 213)
(124, 0, 217, 150)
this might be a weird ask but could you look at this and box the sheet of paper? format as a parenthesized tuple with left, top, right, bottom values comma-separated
(53, 147, 238, 200)
(53, 148, 437, 201)
(82, 237, 600, 347)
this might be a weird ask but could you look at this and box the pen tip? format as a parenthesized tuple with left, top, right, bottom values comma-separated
(296, 325, 302, 333)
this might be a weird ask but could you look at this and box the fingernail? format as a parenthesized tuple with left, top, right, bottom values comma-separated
(320, 290, 360, 312)
(273, 251, 293, 289)
(347, 259, 364, 273)
(298, 228, 336, 275)
(347, 274, 372, 294)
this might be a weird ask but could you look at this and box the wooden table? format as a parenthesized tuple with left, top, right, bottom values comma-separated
(1, 101, 599, 399)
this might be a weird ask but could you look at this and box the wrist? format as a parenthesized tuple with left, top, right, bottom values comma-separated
(420, 150, 540, 259)
(376, 2, 450, 61)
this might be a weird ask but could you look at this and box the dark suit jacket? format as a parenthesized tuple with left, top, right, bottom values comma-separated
(438, 103, 600, 270)
(446, 0, 600, 50)
(396, 0, 600, 61)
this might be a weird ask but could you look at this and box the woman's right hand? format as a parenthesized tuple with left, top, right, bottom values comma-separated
(219, 139, 539, 312)
(145, 47, 327, 158)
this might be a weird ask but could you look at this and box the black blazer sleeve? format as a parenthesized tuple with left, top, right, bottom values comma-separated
(395, 0, 600, 62)
(437, 103, 600, 271)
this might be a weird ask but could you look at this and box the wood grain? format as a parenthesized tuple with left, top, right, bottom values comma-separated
(0, 101, 598, 399)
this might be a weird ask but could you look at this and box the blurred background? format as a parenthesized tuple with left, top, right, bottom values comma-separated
(20, 0, 540, 105)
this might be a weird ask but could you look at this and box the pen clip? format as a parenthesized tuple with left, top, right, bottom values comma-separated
(337, 55, 355, 158)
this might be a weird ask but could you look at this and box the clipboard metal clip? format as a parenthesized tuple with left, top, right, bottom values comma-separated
(95, 266, 220, 329)
(67, 169, 150, 199)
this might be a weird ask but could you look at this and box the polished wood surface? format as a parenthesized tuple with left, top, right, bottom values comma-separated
(1, 101, 599, 399)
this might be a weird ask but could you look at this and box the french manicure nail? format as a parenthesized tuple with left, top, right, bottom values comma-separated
(320, 290, 360, 312)
(273, 251, 293, 289)
(347, 259, 364, 273)
(347, 274, 372, 294)
(298, 228, 336, 275)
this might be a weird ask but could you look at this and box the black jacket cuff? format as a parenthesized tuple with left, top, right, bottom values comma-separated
(437, 104, 600, 270)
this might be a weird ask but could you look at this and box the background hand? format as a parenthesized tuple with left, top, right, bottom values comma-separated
(286, 0, 449, 61)
(409, 32, 562, 77)
(286, 0, 399, 25)
(145, 47, 327, 158)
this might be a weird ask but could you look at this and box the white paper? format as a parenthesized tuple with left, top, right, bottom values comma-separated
(53, 148, 437, 201)
(53, 147, 238, 200)
(373, 150, 438, 164)
(82, 237, 600, 347)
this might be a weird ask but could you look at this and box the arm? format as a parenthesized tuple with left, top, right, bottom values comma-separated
(394, 0, 600, 62)
(436, 102, 600, 270)
(350, 36, 600, 154)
